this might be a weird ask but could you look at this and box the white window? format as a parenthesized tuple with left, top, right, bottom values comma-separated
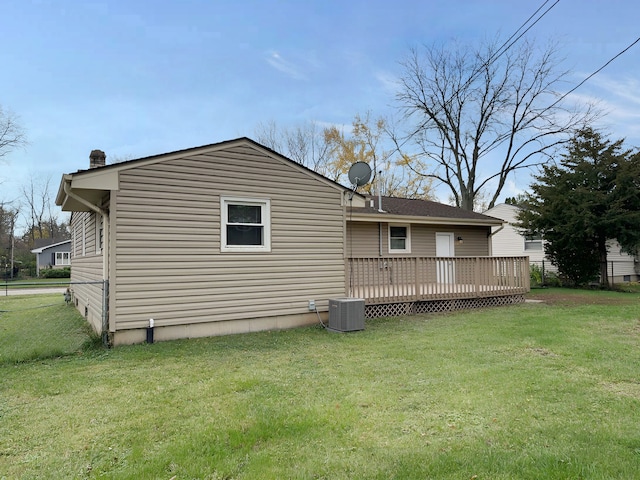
(221, 197, 271, 252)
(389, 224, 411, 253)
(524, 234, 542, 251)
(55, 251, 70, 265)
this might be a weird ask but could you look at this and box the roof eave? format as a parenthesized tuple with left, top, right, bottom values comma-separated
(30, 239, 71, 253)
(348, 212, 503, 227)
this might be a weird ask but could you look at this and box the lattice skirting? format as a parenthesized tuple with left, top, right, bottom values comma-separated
(365, 294, 525, 318)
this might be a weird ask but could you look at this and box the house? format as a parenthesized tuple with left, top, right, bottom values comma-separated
(483, 204, 548, 264)
(30, 239, 72, 276)
(56, 138, 528, 346)
(484, 203, 639, 283)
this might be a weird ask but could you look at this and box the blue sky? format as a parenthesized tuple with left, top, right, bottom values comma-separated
(1, 0, 639, 224)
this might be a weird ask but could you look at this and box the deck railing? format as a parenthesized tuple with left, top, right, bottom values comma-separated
(347, 256, 530, 304)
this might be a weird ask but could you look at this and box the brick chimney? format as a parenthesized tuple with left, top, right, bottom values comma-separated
(89, 149, 106, 169)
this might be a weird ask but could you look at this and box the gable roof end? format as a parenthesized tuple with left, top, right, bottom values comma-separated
(30, 239, 72, 254)
(56, 137, 359, 212)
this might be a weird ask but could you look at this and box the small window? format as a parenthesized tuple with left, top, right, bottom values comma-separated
(55, 251, 70, 265)
(524, 233, 542, 251)
(221, 197, 271, 252)
(389, 224, 411, 253)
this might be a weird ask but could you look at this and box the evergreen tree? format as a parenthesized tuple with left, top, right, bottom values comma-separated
(519, 128, 640, 286)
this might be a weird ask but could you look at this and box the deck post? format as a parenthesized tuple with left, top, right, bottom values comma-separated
(414, 257, 420, 301)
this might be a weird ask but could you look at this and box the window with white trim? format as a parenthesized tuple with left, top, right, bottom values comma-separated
(221, 197, 271, 252)
(55, 251, 71, 265)
(388, 224, 411, 253)
(524, 233, 542, 251)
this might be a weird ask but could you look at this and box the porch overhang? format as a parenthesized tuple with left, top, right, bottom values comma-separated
(347, 212, 503, 228)
(56, 171, 118, 212)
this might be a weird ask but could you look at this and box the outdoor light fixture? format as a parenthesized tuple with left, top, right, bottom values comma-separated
(457, 236, 464, 244)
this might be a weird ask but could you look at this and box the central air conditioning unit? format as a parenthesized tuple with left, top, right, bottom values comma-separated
(328, 298, 365, 332)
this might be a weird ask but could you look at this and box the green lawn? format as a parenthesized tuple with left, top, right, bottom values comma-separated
(0, 277, 70, 291)
(1, 290, 639, 479)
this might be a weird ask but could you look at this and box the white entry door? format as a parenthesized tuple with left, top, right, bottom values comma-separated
(436, 232, 455, 284)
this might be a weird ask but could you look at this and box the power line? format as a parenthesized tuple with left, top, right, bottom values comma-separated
(470, 0, 560, 89)
(397, 0, 560, 151)
(550, 36, 640, 109)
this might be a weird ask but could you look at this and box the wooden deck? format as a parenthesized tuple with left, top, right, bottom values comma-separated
(348, 256, 529, 304)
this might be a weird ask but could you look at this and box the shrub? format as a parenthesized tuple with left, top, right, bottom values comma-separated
(544, 271, 563, 287)
(41, 267, 71, 279)
(530, 263, 543, 287)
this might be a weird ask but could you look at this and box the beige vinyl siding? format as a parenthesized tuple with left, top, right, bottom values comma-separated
(69, 211, 105, 333)
(347, 222, 491, 257)
(346, 222, 381, 257)
(70, 213, 77, 257)
(71, 212, 96, 257)
(452, 227, 491, 256)
(112, 144, 346, 330)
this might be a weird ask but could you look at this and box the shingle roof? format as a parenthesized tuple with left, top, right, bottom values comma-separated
(350, 195, 502, 223)
(30, 239, 71, 253)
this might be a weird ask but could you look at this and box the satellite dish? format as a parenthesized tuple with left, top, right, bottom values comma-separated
(348, 162, 372, 187)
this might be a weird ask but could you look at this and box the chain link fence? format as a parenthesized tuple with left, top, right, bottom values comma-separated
(1, 280, 110, 345)
(529, 260, 639, 287)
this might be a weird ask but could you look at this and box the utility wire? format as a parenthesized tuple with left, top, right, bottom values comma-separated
(549, 36, 640, 109)
(397, 0, 560, 150)
(456, 0, 560, 101)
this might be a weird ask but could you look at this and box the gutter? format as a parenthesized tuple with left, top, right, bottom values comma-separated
(349, 212, 503, 228)
(488, 223, 505, 238)
(487, 223, 506, 256)
(63, 179, 111, 342)
(63, 180, 108, 217)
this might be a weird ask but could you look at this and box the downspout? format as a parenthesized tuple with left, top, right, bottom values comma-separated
(487, 223, 505, 256)
(63, 180, 110, 342)
(63, 180, 108, 217)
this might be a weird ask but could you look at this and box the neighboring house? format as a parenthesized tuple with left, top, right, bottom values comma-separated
(56, 138, 527, 346)
(484, 203, 639, 283)
(30, 239, 72, 276)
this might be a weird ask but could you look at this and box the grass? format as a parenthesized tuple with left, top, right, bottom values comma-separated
(614, 281, 640, 293)
(1, 289, 639, 479)
(0, 278, 71, 291)
(0, 294, 96, 364)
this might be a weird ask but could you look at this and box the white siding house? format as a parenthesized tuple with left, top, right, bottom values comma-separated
(484, 203, 639, 283)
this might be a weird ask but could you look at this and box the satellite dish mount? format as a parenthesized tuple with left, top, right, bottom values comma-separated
(347, 162, 372, 191)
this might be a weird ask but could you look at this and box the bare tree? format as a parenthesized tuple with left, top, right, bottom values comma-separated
(0, 105, 27, 163)
(255, 115, 436, 199)
(396, 38, 598, 211)
(0, 202, 19, 279)
(21, 175, 61, 245)
(109, 153, 137, 164)
(254, 120, 331, 174)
